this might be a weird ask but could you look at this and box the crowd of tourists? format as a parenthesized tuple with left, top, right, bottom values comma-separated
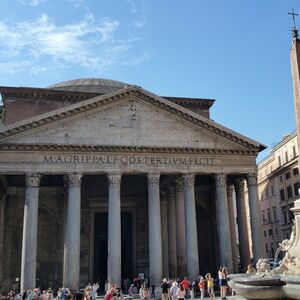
(3, 264, 248, 300)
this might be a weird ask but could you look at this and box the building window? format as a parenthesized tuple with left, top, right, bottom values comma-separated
(293, 145, 297, 158)
(280, 189, 285, 201)
(287, 186, 293, 198)
(280, 175, 283, 182)
(294, 182, 300, 196)
(286, 172, 291, 180)
(273, 207, 277, 221)
(264, 230, 266, 237)
(271, 185, 274, 195)
(262, 211, 266, 224)
(266, 187, 269, 198)
(285, 151, 288, 163)
(268, 229, 273, 237)
(278, 156, 281, 167)
(267, 209, 271, 223)
(293, 168, 299, 176)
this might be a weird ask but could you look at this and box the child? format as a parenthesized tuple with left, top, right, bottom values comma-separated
(198, 277, 205, 300)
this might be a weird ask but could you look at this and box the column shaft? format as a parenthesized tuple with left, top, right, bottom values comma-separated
(21, 174, 41, 291)
(215, 174, 234, 273)
(235, 179, 251, 271)
(184, 174, 199, 279)
(174, 177, 187, 277)
(167, 186, 177, 278)
(63, 173, 82, 289)
(247, 174, 265, 263)
(227, 186, 239, 273)
(148, 173, 162, 286)
(107, 174, 122, 287)
(161, 192, 169, 277)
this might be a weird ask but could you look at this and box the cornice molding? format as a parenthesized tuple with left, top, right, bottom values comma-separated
(0, 143, 257, 155)
(0, 87, 263, 152)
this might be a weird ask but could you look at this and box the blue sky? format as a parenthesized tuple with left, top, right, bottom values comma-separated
(0, 0, 298, 160)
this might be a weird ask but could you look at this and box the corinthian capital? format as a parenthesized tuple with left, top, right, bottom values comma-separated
(234, 178, 245, 191)
(108, 173, 122, 187)
(246, 173, 257, 186)
(183, 174, 195, 187)
(67, 173, 82, 187)
(174, 176, 184, 192)
(25, 173, 41, 187)
(215, 174, 226, 187)
(148, 173, 160, 187)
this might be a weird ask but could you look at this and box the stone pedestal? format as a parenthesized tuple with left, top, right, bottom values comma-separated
(63, 173, 82, 289)
(21, 174, 41, 291)
(107, 173, 122, 287)
(148, 173, 162, 286)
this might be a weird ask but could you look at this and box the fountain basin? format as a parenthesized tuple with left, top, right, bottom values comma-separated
(228, 274, 300, 300)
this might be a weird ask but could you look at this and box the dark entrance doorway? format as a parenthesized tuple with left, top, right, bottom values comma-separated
(94, 212, 133, 289)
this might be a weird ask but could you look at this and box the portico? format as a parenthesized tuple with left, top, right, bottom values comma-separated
(0, 79, 265, 292)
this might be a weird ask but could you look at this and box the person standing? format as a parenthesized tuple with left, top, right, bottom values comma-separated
(160, 279, 169, 300)
(198, 277, 205, 300)
(205, 274, 215, 300)
(169, 282, 178, 300)
(150, 283, 155, 299)
(219, 267, 228, 300)
(142, 286, 150, 300)
(175, 284, 186, 300)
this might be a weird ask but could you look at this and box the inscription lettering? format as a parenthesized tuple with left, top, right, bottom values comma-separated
(43, 154, 214, 166)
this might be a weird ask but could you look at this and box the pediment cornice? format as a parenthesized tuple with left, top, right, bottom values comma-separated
(0, 86, 265, 153)
(0, 143, 257, 155)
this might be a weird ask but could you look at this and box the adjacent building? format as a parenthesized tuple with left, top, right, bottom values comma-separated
(257, 132, 299, 259)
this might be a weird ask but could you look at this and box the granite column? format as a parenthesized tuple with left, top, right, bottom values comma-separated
(148, 173, 162, 286)
(184, 174, 199, 279)
(234, 178, 251, 271)
(63, 173, 82, 289)
(247, 173, 265, 263)
(215, 174, 234, 273)
(20, 173, 41, 291)
(107, 173, 122, 287)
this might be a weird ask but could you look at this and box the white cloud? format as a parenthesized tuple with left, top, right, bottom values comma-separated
(0, 13, 146, 75)
(19, 0, 47, 6)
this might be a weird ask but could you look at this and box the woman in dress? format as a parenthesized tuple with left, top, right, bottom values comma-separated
(205, 273, 215, 300)
(219, 267, 228, 300)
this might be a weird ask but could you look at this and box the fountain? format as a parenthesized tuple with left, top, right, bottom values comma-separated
(228, 198, 300, 299)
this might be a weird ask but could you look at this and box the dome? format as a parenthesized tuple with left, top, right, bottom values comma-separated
(48, 78, 128, 93)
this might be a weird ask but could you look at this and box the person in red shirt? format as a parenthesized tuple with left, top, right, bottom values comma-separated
(180, 277, 190, 297)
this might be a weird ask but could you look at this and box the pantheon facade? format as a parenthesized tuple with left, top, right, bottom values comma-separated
(0, 78, 265, 292)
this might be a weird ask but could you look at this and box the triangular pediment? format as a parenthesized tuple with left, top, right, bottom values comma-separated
(0, 86, 265, 153)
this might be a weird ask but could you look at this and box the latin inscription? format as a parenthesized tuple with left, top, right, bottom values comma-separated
(43, 155, 214, 166)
